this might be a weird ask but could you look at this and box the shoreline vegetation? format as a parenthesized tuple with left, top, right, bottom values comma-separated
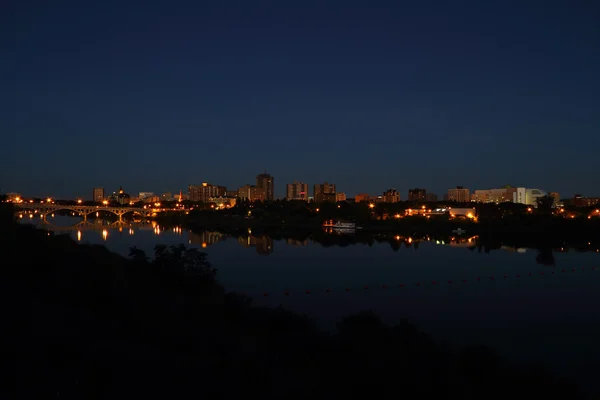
(0, 197, 591, 398)
(150, 200, 600, 253)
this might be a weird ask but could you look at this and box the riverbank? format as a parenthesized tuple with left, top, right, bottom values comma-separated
(153, 211, 600, 251)
(0, 201, 588, 399)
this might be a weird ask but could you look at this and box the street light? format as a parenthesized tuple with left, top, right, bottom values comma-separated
(102, 200, 108, 206)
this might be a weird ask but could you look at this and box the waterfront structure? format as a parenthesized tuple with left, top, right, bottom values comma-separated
(447, 186, 470, 202)
(188, 183, 226, 203)
(513, 187, 547, 207)
(256, 173, 274, 201)
(336, 192, 347, 202)
(286, 181, 309, 201)
(93, 188, 104, 203)
(382, 188, 400, 203)
(314, 182, 336, 202)
(408, 188, 426, 202)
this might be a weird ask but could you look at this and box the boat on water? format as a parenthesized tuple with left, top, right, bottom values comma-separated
(322, 220, 358, 229)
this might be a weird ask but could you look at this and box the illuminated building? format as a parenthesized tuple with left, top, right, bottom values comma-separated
(513, 188, 547, 207)
(93, 188, 104, 203)
(314, 182, 336, 202)
(354, 193, 370, 203)
(549, 192, 561, 206)
(286, 181, 309, 201)
(408, 188, 426, 202)
(382, 188, 400, 203)
(447, 186, 470, 202)
(336, 192, 347, 202)
(208, 196, 237, 209)
(449, 207, 477, 218)
(473, 187, 515, 203)
(188, 183, 226, 202)
(256, 173, 274, 201)
(138, 192, 155, 200)
(108, 186, 131, 205)
(237, 184, 266, 202)
(6, 193, 22, 202)
(572, 194, 600, 207)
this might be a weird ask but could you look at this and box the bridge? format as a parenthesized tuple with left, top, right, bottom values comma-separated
(15, 203, 154, 220)
(39, 220, 156, 233)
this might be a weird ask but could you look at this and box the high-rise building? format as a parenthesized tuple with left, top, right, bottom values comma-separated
(426, 193, 438, 202)
(93, 188, 104, 203)
(408, 188, 426, 202)
(336, 192, 347, 202)
(188, 183, 226, 202)
(314, 182, 336, 202)
(256, 173, 274, 201)
(237, 184, 266, 202)
(382, 188, 400, 203)
(286, 181, 309, 201)
(447, 186, 470, 202)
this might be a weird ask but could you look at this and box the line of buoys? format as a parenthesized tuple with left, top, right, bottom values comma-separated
(254, 267, 598, 297)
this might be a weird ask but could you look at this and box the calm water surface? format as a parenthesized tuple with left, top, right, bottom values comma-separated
(28, 217, 600, 388)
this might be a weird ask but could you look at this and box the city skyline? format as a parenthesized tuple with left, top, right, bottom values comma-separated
(4, 174, 589, 202)
(2, 1, 599, 199)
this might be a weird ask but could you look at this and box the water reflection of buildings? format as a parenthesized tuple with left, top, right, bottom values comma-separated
(187, 231, 228, 248)
(286, 238, 308, 247)
(237, 234, 274, 255)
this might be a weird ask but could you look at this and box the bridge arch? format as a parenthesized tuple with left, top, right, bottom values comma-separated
(38, 207, 89, 218)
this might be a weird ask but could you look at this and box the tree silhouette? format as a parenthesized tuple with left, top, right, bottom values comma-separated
(536, 195, 555, 215)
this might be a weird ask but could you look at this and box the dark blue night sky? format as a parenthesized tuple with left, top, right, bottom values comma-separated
(2, 0, 599, 199)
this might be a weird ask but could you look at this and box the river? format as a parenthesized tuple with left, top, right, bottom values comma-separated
(24, 215, 600, 389)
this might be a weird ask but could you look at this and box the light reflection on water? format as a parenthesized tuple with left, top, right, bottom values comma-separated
(19, 216, 600, 388)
